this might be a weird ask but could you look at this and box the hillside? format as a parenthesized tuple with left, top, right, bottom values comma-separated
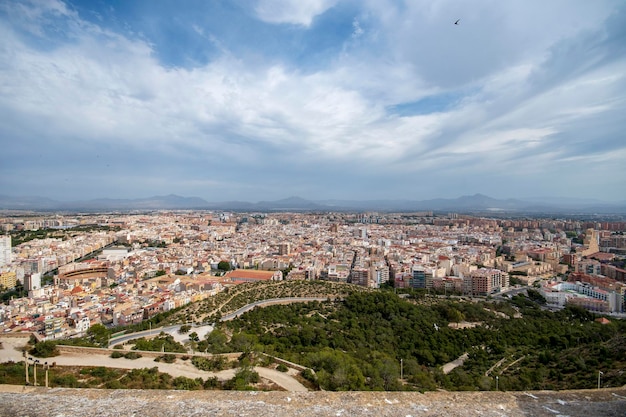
(161, 281, 626, 392)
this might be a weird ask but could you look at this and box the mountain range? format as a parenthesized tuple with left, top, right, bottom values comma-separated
(1, 194, 625, 214)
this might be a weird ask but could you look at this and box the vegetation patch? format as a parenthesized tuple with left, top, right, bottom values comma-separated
(217, 291, 626, 391)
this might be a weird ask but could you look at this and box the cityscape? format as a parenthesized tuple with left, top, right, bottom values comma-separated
(1, 0, 625, 414)
(1, 209, 625, 338)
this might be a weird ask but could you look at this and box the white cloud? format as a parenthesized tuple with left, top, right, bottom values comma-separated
(351, 18, 363, 39)
(1, 0, 624, 201)
(254, 0, 339, 27)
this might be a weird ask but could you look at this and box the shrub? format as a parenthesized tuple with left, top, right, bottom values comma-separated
(104, 379, 123, 389)
(203, 376, 221, 389)
(276, 363, 289, 372)
(110, 351, 124, 359)
(124, 352, 142, 360)
(29, 341, 59, 358)
(155, 354, 177, 364)
(191, 355, 227, 371)
(173, 376, 202, 390)
(301, 368, 316, 382)
(52, 374, 80, 388)
(224, 367, 259, 390)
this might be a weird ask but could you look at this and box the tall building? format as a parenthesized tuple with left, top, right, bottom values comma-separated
(581, 229, 600, 256)
(277, 243, 291, 255)
(410, 268, 426, 289)
(350, 267, 370, 287)
(0, 236, 11, 267)
(465, 268, 509, 296)
(24, 272, 42, 292)
(0, 271, 17, 290)
(370, 264, 390, 287)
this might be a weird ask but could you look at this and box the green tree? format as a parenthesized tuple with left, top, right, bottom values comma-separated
(204, 329, 229, 353)
(230, 332, 257, 354)
(87, 324, 111, 347)
(217, 261, 231, 271)
(29, 341, 59, 358)
(224, 366, 259, 390)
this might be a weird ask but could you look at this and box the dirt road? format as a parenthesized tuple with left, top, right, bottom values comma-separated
(0, 336, 307, 391)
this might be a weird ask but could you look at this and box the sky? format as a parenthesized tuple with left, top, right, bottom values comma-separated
(1, 0, 625, 203)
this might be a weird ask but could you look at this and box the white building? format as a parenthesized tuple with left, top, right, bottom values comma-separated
(24, 272, 42, 292)
(0, 236, 11, 267)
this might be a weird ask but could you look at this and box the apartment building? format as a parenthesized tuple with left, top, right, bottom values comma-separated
(464, 268, 509, 296)
(0, 235, 11, 267)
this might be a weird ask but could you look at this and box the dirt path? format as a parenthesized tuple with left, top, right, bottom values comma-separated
(442, 352, 468, 374)
(485, 357, 507, 377)
(0, 336, 307, 391)
(498, 355, 526, 375)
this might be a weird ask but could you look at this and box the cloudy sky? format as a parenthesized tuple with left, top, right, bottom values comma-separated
(1, 0, 625, 203)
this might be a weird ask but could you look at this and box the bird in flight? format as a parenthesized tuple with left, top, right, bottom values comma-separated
(454, 19, 460, 25)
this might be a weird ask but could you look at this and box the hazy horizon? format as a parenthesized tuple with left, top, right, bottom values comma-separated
(1, 192, 624, 203)
(1, 1, 625, 202)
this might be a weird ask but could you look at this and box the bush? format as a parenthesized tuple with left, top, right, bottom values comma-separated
(124, 352, 142, 360)
(173, 376, 202, 390)
(52, 374, 80, 388)
(191, 355, 227, 371)
(224, 367, 259, 390)
(203, 376, 221, 389)
(29, 341, 59, 358)
(0, 362, 26, 385)
(276, 363, 289, 372)
(104, 379, 123, 389)
(301, 368, 316, 383)
(110, 351, 124, 359)
(155, 354, 177, 364)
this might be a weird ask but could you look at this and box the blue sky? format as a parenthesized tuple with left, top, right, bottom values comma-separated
(1, 0, 625, 203)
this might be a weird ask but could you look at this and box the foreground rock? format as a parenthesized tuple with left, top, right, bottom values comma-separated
(1, 385, 625, 417)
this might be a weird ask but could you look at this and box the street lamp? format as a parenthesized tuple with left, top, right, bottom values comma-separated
(43, 362, 50, 388)
(496, 375, 499, 391)
(32, 359, 40, 386)
(23, 352, 30, 385)
(598, 371, 603, 389)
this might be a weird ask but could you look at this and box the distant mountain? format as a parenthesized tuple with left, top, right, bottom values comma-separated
(320, 194, 528, 212)
(0, 194, 211, 211)
(0, 195, 60, 210)
(255, 196, 325, 210)
(0, 193, 625, 214)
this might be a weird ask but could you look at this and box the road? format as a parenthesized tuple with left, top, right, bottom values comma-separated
(220, 297, 330, 321)
(1, 297, 331, 391)
(0, 336, 308, 392)
(109, 297, 329, 346)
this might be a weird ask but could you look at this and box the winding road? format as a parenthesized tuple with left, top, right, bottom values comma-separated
(2, 297, 332, 392)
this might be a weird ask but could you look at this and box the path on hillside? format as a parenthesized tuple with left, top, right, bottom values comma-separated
(485, 357, 507, 377)
(0, 337, 307, 392)
(442, 352, 469, 374)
